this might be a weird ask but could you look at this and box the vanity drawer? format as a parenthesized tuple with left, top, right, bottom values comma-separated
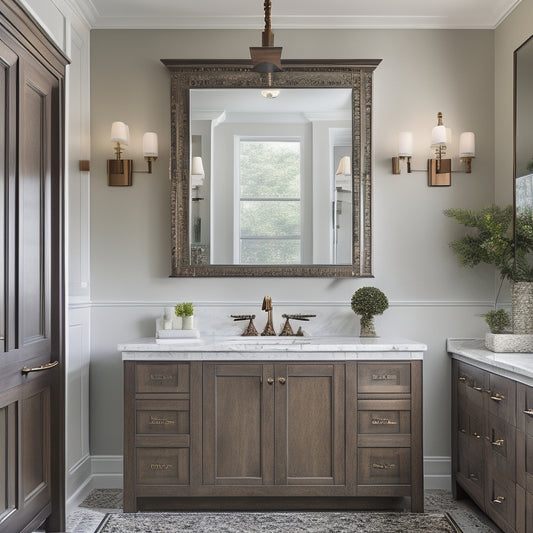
(486, 466, 516, 533)
(487, 415, 515, 480)
(517, 383, 533, 436)
(457, 361, 488, 411)
(135, 363, 189, 393)
(358, 399, 411, 435)
(488, 373, 516, 426)
(357, 363, 411, 394)
(358, 448, 410, 485)
(136, 447, 190, 485)
(136, 399, 189, 435)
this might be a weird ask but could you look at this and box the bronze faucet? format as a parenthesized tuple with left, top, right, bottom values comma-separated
(231, 315, 258, 336)
(261, 296, 276, 336)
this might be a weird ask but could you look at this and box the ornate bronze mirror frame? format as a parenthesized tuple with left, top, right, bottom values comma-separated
(162, 59, 380, 277)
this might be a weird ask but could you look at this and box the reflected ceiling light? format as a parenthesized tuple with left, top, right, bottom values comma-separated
(261, 88, 280, 99)
(250, 0, 282, 73)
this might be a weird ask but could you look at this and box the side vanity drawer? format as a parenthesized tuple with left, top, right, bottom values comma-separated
(457, 361, 487, 411)
(136, 447, 190, 485)
(488, 373, 516, 426)
(358, 363, 411, 394)
(358, 448, 411, 486)
(135, 363, 190, 393)
(136, 399, 190, 435)
(358, 399, 411, 447)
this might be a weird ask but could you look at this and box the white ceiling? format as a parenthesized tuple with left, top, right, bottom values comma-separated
(75, 0, 521, 30)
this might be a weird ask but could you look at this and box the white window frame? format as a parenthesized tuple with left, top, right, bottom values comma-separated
(234, 136, 303, 265)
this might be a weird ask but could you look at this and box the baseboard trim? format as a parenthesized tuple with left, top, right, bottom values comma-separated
(424, 456, 452, 490)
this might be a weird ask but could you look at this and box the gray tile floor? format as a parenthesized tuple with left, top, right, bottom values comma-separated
(65, 489, 503, 533)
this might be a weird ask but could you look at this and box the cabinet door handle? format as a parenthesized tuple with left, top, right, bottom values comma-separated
(267, 378, 274, 385)
(492, 496, 505, 504)
(472, 432, 482, 439)
(490, 395, 504, 402)
(491, 439, 504, 447)
(278, 377, 286, 385)
(21, 360, 59, 374)
(458, 377, 466, 382)
(523, 409, 533, 417)
(469, 473, 479, 481)
(472, 386, 482, 391)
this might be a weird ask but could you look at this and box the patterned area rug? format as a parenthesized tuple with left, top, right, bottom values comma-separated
(95, 511, 459, 533)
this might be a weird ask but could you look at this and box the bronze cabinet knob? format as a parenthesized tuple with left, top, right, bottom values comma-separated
(278, 377, 286, 385)
(267, 378, 274, 385)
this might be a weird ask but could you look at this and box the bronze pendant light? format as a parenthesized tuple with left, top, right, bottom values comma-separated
(250, 0, 283, 72)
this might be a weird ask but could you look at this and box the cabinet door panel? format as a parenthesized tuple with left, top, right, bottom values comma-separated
(202, 363, 274, 486)
(276, 363, 345, 486)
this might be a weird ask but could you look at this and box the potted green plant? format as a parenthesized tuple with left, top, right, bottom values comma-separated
(181, 302, 194, 330)
(444, 205, 533, 334)
(482, 309, 511, 334)
(351, 287, 389, 337)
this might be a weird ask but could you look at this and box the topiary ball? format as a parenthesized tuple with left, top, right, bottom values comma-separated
(351, 287, 389, 319)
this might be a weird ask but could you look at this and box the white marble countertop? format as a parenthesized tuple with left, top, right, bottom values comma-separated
(447, 338, 533, 387)
(119, 336, 427, 361)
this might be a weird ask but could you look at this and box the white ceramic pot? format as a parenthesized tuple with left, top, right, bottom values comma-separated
(182, 316, 194, 330)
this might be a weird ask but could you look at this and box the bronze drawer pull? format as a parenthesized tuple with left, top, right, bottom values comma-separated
(490, 395, 504, 402)
(523, 409, 533, 417)
(459, 428, 466, 433)
(458, 377, 466, 382)
(491, 439, 504, 447)
(21, 360, 59, 374)
(469, 473, 478, 481)
(278, 377, 286, 385)
(372, 418, 398, 425)
(492, 496, 505, 504)
(267, 378, 274, 385)
(472, 432, 482, 439)
(472, 386, 482, 391)
(371, 463, 396, 470)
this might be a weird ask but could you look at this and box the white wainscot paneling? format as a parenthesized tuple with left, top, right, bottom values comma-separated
(67, 307, 91, 500)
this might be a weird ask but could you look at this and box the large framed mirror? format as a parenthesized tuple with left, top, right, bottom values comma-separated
(162, 59, 380, 277)
(514, 37, 533, 281)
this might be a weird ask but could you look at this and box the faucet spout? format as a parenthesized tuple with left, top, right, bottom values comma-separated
(261, 296, 276, 336)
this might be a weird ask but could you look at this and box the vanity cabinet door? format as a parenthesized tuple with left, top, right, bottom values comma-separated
(274, 363, 345, 487)
(202, 363, 275, 486)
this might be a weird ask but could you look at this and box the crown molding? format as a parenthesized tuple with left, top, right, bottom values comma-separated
(90, 14, 507, 31)
(493, 0, 522, 28)
(66, 0, 99, 27)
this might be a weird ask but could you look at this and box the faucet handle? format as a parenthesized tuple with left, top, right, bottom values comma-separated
(231, 314, 258, 336)
(279, 314, 316, 336)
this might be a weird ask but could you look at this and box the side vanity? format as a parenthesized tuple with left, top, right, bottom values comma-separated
(120, 337, 426, 513)
(448, 339, 533, 533)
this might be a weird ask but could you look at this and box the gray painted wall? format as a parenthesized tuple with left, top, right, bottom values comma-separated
(90, 28, 497, 477)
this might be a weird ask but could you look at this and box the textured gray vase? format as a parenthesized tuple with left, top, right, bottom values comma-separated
(360, 316, 376, 337)
(512, 281, 533, 334)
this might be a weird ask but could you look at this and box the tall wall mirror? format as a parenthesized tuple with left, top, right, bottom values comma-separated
(514, 36, 533, 280)
(163, 59, 380, 277)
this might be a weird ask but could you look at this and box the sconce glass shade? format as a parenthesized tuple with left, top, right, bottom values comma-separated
(398, 132, 413, 156)
(431, 124, 448, 146)
(110, 121, 129, 144)
(335, 156, 351, 176)
(459, 132, 475, 157)
(142, 132, 158, 157)
(191, 156, 205, 176)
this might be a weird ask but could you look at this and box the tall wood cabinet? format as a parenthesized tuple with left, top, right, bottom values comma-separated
(0, 2, 67, 532)
(123, 357, 423, 513)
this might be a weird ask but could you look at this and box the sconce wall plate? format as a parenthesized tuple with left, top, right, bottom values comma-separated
(428, 158, 451, 187)
(108, 159, 133, 186)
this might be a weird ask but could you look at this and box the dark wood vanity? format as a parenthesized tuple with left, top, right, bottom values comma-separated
(122, 340, 424, 513)
(450, 340, 533, 533)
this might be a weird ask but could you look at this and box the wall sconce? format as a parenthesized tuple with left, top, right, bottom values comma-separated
(191, 156, 205, 188)
(335, 156, 352, 191)
(391, 112, 475, 187)
(107, 121, 158, 186)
